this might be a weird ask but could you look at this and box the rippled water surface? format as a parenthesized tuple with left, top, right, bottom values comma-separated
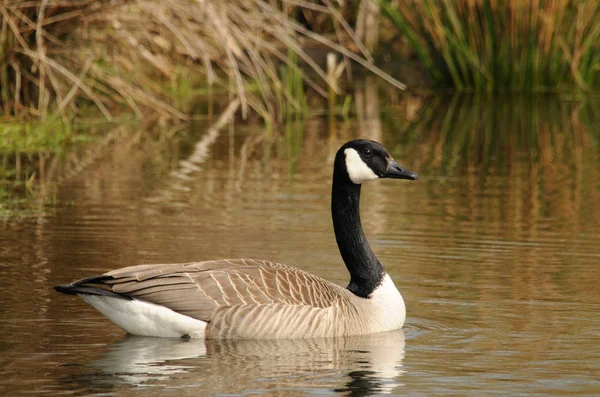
(1, 94, 599, 396)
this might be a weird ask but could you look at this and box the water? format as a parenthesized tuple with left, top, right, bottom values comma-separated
(1, 93, 599, 396)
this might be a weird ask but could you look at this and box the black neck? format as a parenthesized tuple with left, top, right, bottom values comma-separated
(331, 170, 385, 298)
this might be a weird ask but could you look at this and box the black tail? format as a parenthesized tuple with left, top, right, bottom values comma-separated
(54, 275, 132, 300)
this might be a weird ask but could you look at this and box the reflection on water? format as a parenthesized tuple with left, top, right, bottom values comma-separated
(0, 92, 599, 396)
(80, 330, 404, 396)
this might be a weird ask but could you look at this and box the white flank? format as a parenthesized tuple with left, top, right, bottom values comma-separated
(369, 274, 406, 330)
(80, 295, 207, 338)
(344, 148, 378, 184)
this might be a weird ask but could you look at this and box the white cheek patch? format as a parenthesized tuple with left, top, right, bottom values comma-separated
(344, 148, 379, 184)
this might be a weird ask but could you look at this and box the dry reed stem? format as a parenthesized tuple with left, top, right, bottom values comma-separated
(1, 0, 406, 122)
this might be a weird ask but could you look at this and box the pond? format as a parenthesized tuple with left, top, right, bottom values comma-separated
(1, 89, 599, 396)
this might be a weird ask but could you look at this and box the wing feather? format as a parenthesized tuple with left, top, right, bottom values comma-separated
(76, 259, 349, 326)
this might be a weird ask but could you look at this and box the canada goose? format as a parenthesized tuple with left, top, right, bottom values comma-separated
(55, 139, 417, 339)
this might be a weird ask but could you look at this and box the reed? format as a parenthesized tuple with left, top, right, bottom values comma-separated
(380, 0, 600, 91)
(0, 0, 405, 123)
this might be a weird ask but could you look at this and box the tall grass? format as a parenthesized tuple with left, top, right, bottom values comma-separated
(380, 0, 600, 91)
(0, 0, 406, 123)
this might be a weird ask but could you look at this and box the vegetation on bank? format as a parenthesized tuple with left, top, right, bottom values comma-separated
(0, 0, 374, 197)
(1, 0, 598, 126)
(1, 0, 599, 215)
(381, 0, 600, 91)
(0, 0, 404, 124)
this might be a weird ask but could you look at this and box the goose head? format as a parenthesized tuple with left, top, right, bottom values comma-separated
(335, 140, 418, 185)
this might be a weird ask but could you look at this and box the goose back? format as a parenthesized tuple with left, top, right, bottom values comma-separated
(69, 259, 386, 338)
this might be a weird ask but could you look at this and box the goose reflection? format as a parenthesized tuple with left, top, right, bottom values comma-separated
(90, 329, 406, 395)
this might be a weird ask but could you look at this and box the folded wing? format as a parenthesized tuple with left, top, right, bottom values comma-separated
(72, 259, 346, 324)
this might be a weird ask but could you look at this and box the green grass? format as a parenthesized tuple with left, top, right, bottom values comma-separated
(380, 0, 600, 91)
(0, 116, 81, 154)
(0, 115, 96, 186)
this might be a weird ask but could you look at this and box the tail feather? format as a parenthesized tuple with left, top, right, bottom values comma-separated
(54, 275, 132, 300)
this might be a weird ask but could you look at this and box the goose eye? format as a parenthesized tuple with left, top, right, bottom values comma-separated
(362, 148, 373, 157)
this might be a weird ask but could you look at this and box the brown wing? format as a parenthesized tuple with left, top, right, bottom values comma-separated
(98, 259, 347, 323)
